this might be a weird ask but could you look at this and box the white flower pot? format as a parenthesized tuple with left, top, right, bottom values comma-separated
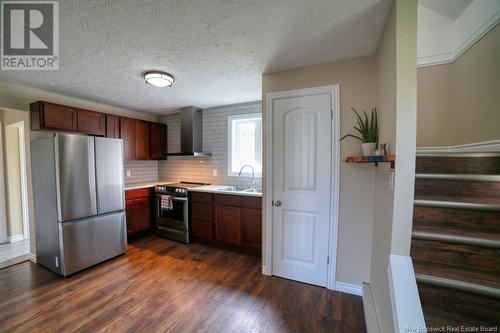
(362, 143, 377, 157)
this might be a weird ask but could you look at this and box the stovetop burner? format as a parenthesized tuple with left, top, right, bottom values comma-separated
(166, 181, 209, 189)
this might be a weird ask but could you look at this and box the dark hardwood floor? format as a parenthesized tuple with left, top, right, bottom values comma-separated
(0, 236, 365, 333)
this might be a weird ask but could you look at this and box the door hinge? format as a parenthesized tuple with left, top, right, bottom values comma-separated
(271, 200, 274, 206)
(327, 256, 330, 265)
(331, 109, 334, 118)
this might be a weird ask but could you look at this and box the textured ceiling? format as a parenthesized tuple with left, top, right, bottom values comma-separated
(0, 0, 392, 114)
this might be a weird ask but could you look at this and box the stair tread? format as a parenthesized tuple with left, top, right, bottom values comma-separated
(413, 260, 500, 290)
(423, 307, 496, 327)
(415, 195, 500, 206)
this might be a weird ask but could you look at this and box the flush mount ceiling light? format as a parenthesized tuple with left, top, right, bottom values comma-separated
(144, 71, 174, 88)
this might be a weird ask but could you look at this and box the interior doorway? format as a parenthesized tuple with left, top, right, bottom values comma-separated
(0, 116, 31, 268)
(264, 85, 340, 289)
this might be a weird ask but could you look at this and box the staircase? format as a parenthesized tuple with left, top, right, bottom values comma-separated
(412, 153, 500, 327)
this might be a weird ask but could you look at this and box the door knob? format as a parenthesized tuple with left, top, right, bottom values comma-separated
(274, 200, 282, 206)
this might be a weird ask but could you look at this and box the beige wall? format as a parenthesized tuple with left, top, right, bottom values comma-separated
(370, 3, 397, 332)
(0, 82, 157, 122)
(417, 23, 500, 147)
(262, 56, 377, 287)
(370, 1, 417, 332)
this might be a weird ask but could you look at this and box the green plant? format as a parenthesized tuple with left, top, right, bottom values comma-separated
(340, 107, 378, 143)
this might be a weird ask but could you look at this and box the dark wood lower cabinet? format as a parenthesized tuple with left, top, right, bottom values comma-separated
(242, 208, 262, 251)
(190, 192, 262, 254)
(215, 205, 242, 244)
(125, 188, 153, 238)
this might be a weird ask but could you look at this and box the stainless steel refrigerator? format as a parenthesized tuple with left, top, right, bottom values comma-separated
(31, 133, 127, 276)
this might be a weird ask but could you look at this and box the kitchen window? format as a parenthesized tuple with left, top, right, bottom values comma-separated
(228, 113, 262, 177)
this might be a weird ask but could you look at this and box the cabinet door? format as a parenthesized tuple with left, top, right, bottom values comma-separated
(150, 122, 167, 160)
(120, 117, 135, 160)
(77, 109, 105, 135)
(106, 115, 120, 138)
(215, 205, 242, 244)
(192, 219, 213, 240)
(135, 120, 150, 160)
(125, 197, 151, 234)
(242, 208, 262, 251)
(42, 102, 77, 131)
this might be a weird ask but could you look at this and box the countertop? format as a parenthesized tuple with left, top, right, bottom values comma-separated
(189, 185, 262, 197)
(124, 181, 172, 191)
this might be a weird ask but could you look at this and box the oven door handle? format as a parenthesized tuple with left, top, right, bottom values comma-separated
(171, 197, 188, 202)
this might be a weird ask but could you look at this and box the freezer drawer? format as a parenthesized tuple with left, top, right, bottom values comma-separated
(95, 137, 125, 214)
(60, 212, 127, 276)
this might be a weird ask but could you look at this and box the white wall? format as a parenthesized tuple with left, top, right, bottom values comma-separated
(417, 0, 500, 66)
(0, 119, 8, 244)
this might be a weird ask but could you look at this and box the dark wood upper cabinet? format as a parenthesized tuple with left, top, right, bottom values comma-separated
(30, 101, 167, 161)
(135, 120, 150, 160)
(77, 109, 105, 136)
(120, 117, 136, 160)
(106, 115, 120, 138)
(150, 122, 167, 160)
(30, 101, 77, 132)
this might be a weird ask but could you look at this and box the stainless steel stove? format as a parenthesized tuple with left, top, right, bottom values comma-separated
(154, 182, 208, 243)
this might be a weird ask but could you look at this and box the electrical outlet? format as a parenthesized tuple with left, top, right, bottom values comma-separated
(126, 170, 131, 178)
(212, 169, 218, 177)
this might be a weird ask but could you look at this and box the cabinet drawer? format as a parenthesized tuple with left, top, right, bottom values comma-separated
(191, 192, 212, 203)
(191, 202, 212, 222)
(125, 188, 152, 200)
(214, 194, 240, 207)
(192, 219, 213, 240)
(240, 196, 262, 209)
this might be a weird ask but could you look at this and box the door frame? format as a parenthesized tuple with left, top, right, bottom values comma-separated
(263, 84, 340, 290)
(6, 121, 30, 241)
(0, 121, 8, 244)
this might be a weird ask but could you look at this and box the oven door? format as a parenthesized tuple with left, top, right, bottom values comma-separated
(155, 195, 188, 231)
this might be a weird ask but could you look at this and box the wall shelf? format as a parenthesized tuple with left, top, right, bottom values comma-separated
(343, 155, 395, 169)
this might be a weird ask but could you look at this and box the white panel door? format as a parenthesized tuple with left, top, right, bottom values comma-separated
(272, 93, 332, 286)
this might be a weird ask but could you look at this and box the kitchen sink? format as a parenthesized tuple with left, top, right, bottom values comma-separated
(215, 186, 262, 193)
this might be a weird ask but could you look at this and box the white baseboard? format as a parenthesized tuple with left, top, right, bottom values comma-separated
(8, 234, 24, 243)
(29, 253, 37, 263)
(362, 282, 381, 333)
(261, 265, 271, 275)
(335, 281, 363, 296)
(417, 140, 500, 154)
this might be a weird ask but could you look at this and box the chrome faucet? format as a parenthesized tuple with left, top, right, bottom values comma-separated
(238, 164, 255, 189)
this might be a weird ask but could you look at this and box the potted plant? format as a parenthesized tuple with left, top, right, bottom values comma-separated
(341, 107, 378, 156)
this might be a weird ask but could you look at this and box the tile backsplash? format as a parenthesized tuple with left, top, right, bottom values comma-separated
(158, 101, 262, 187)
(124, 160, 159, 184)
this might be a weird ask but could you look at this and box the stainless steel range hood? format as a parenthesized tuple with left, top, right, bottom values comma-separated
(167, 106, 212, 157)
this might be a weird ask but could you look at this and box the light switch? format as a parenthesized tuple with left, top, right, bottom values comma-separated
(212, 169, 218, 177)
(126, 170, 131, 178)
